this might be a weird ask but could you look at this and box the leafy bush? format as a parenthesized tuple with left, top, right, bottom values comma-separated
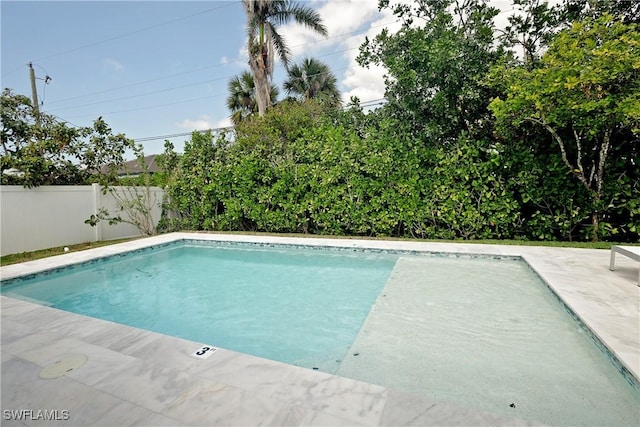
(161, 98, 637, 242)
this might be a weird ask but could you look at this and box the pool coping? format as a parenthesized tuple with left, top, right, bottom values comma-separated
(2, 232, 639, 426)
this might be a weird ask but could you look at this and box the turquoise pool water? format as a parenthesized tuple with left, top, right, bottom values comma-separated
(2, 242, 396, 371)
(339, 256, 639, 425)
(2, 241, 638, 425)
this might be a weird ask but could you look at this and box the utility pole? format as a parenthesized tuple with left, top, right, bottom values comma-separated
(29, 62, 40, 124)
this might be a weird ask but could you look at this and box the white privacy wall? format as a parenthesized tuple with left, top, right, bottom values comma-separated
(0, 185, 164, 256)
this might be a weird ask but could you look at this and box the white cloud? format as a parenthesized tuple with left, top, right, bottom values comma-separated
(177, 115, 214, 131)
(103, 58, 124, 72)
(257, 0, 399, 106)
(281, 0, 383, 58)
(215, 116, 233, 129)
(338, 9, 401, 105)
(319, 0, 382, 36)
(341, 64, 387, 104)
(237, 43, 249, 65)
(236, 0, 554, 109)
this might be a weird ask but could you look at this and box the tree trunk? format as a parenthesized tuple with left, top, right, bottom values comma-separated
(591, 210, 599, 242)
(249, 57, 271, 117)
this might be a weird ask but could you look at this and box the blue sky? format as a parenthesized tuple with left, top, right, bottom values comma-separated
(1, 0, 399, 155)
(1, 1, 551, 156)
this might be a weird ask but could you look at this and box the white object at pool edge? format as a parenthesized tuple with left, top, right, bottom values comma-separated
(609, 245, 640, 285)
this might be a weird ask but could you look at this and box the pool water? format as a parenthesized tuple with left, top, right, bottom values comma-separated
(2, 242, 396, 372)
(338, 256, 640, 425)
(2, 241, 638, 426)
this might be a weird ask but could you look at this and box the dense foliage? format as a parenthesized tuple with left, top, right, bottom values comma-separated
(4, 0, 629, 242)
(1, 88, 134, 187)
(357, 0, 502, 144)
(160, 97, 637, 242)
(161, 0, 639, 242)
(283, 58, 341, 108)
(491, 15, 640, 240)
(226, 71, 280, 125)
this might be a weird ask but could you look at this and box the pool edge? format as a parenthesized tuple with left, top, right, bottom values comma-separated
(2, 232, 638, 385)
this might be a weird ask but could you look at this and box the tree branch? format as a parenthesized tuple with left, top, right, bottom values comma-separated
(526, 117, 590, 191)
(596, 128, 612, 197)
(572, 126, 585, 178)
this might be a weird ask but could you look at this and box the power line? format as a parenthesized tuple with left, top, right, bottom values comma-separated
(52, 75, 236, 112)
(133, 126, 234, 143)
(21, 9, 397, 124)
(38, 96, 387, 146)
(44, 50, 352, 110)
(31, 2, 237, 63)
(61, 63, 358, 119)
(1, 64, 26, 79)
(57, 57, 385, 119)
(55, 63, 352, 113)
(64, 93, 225, 119)
(359, 98, 386, 107)
(45, 61, 232, 105)
(49, 113, 82, 129)
(42, 18, 399, 108)
(288, 18, 401, 49)
(43, 23, 379, 113)
(128, 97, 388, 144)
(2, 2, 236, 79)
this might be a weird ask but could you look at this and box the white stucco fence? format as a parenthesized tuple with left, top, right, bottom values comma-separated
(0, 184, 164, 256)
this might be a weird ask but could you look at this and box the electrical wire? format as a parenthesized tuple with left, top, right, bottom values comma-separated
(1, 3, 236, 79)
(30, 2, 237, 63)
(10, 5, 396, 134)
(133, 126, 233, 143)
(64, 94, 225, 119)
(42, 32, 372, 113)
(54, 63, 352, 112)
(59, 61, 369, 119)
(45, 61, 233, 105)
(40, 79, 47, 106)
(34, 96, 387, 152)
(44, 17, 398, 108)
(52, 77, 235, 112)
(49, 114, 82, 129)
(32, 63, 52, 107)
(1, 64, 26, 79)
(127, 97, 388, 143)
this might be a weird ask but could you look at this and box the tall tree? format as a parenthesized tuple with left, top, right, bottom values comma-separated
(499, 0, 561, 68)
(358, 0, 502, 144)
(489, 15, 640, 241)
(1, 88, 133, 187)
(226, 71, 279, 125)
(283, 58, 341, 107)
(242, 0, 327, 116)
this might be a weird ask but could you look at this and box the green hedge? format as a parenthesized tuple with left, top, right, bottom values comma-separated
(160, 101, 639, 242)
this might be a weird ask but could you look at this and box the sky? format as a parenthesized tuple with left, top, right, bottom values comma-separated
(1, 0, 556, 156)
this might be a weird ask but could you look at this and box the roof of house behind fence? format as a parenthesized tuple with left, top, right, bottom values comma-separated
(112, 154, 161, 176)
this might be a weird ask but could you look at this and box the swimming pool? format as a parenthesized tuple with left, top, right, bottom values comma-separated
(1, 236, 638, 426)
(2, 241, 396, 372)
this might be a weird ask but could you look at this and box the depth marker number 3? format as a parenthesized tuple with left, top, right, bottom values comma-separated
(192, 345, 217, 359)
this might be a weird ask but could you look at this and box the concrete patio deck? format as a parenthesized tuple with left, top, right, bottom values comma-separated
(1, 233, 638, 426)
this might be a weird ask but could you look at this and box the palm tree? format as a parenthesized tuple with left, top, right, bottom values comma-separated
(227, 71, 279, 125)
(283, 58, 341, 107)
(243, 0, 327, 116)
